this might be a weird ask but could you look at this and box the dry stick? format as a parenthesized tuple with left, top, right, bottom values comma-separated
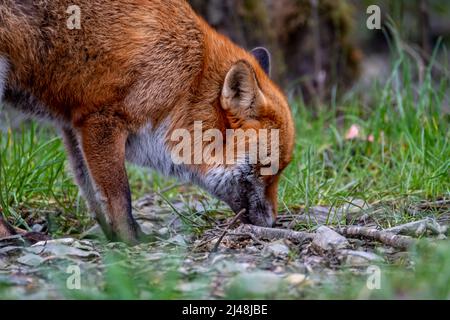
(339, 226, 416, 250)
(385, 218, 447, 236)
(237, 225, 415, 251)
(238, 224, 314, 244)
(210, 209, 246, 253)
(227, 232, 267, 246)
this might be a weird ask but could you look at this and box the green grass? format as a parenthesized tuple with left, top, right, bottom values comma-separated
(0, 124, 81, 233)
(280, 56, 449, 214)
(0, 49, 449, 299)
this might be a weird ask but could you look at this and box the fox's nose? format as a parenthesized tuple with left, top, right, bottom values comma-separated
(260, 213, 275, 227)
(248, 209, 275, 227)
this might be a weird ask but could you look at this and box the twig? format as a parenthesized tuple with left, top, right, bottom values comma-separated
(413, 199, 450, 210)
(227, 232, 267, 246)
(211, 209, 246, 253)
(385, 218, 447, 236)
(192, 236, 218, 251)
(339, 226, 415, 250)
(237, 224, 314, 244)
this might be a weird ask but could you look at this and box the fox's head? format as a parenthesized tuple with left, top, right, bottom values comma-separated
(195, 48, 295, 227)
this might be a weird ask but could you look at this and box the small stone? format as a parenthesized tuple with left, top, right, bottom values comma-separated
(266, 241, 290, 257)
(213, 259, 250, 273)
(342, 250, 383, 267)
(140, 221, 155, 235)
(210, 254, 227, 266)
(227, 271, 283, 298)
(286, 274, 307, 286)
(312, 226, 349, 253)
(245, 246, 259, 254)
(17, 253, 45, 267)
(168, 235, 187, 246)
(273, 266, 284, 274)
(157, 227, 169, 236)
(338, 199, 369, 214)
(31, 224, 44, 233)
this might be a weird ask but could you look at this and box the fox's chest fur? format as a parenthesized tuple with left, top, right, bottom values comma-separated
(125, 121, 200, 184)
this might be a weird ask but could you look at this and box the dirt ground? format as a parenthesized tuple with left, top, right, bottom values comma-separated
(0, 193, 449, 299)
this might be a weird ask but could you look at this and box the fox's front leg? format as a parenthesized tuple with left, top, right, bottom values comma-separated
(75, 115, 142, 245)
(61, 127, 114, 239)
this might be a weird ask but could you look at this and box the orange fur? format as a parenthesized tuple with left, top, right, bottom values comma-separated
(0, 0, 295, 244)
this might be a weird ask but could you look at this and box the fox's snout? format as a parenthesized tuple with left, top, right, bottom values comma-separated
(244, 205, 276, 228)
(238, 192, 276, 228)
(223, 178, 277, 228)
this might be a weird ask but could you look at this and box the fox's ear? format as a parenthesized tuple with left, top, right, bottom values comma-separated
(221, 61, 263, 117)
(251, 47, 271, 76)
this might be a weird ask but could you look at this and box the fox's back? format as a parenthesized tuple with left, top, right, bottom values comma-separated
(0, 0, 205, 118)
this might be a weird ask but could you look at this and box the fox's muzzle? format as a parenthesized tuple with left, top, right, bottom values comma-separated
(233, 190, 276, 228)
(246, 200, 276, 227)
(202, 165, 277, 228)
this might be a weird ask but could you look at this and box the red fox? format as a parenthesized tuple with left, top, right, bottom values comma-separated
(0, 0, 295, 244)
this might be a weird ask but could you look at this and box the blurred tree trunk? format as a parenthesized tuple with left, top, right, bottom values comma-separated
(419, 0, 431, 56)
(189, 0, 362, 103)
(189, 0, 285, 81)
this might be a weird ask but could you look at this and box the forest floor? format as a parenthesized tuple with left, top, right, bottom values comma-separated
(0, 55, 449, 299)
(1, 193, 449, 299)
